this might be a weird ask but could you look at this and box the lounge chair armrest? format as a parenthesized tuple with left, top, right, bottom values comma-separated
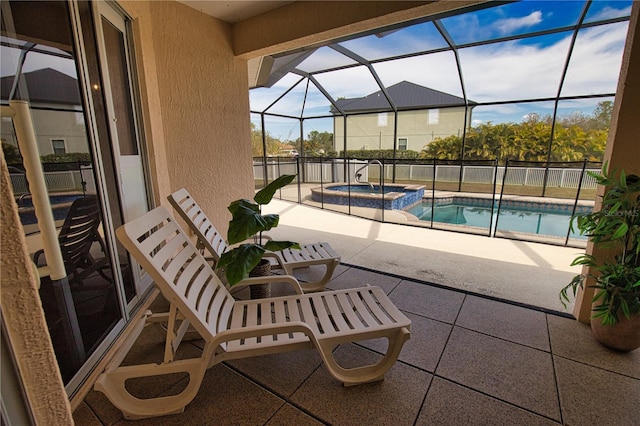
(233, 275, 303, 294)
(213, 321, 317, 348)
(262, 251, 286, 269)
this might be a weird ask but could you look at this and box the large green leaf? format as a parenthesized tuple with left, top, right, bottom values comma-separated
(254, 174, 296, 205)
(227, 199, 268, 244)
(264, 240, 301, 252)
(218, 244, 266, 286)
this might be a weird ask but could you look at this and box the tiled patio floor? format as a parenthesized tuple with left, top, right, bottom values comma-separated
(74, 264, 640, 425)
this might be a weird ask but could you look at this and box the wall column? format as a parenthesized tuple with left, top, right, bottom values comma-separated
(573, 1, 640, 322)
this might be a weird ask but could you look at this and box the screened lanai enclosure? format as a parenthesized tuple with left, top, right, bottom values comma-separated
(250, 0, 631, 246)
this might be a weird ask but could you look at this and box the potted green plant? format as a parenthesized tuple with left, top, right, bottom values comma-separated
(217, 174, 300, 296)
(560, 163, 640, 351)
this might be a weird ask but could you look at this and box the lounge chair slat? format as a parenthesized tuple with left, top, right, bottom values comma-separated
(311, 294, 336, 334)
(336, 292, 366, 330)
(168, 188, 340, 292)
(360, 289, 395, 326)
(323, 293, 351, 331)
(346, 290, 380, 327)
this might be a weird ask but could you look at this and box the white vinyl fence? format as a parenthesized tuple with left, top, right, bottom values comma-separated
(254, 160, 599, 190)
(10, 166, 95, 195)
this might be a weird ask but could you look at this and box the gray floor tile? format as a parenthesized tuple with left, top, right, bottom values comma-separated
(436, 327, 560, 421)
(325, 266, 401, 294)
(84, 388, 125, 426)
(115, 364, 284, 425)
(388, 280, 465, 323)
(548, 314, 640, 379)
(555, 356, 640, 426)
(359, 311, 452, 372)
(417, 377, 559, 425)
(291, 344, 432, 425)
(72, 402, 103, 426)
(266, 404, 325, 425)
(225, 348, 324, 397)
(456, 295, 550, 351)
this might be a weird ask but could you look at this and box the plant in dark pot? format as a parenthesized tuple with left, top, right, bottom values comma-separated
(217, 174, 300, 299)
(560, 163, 640, 352)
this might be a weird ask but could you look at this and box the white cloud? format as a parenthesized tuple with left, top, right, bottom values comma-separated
(587, 5, 632, 22)
(250, 16, 628, 129)
(494, 11, 543, 35)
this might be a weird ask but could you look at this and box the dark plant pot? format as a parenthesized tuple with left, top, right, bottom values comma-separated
(248, 259, 271, 299)
(590, 311, 640, 352)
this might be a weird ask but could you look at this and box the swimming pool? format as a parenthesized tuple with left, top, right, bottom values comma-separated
(17, 193, 84, 225)
(311, 183, 425, 210)
(406, 200, 589, 239)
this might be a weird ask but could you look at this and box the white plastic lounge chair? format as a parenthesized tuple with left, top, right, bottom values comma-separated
(95, 206, 410, 419)
(168, 187, 340, 292)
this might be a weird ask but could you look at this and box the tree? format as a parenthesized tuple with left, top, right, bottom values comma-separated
(591, 100, 613, 130)
(2, 140, 22, 165)
(303, 130, 333, 156)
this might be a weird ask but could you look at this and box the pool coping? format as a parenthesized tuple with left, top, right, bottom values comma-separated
(310, 182, 426, 202)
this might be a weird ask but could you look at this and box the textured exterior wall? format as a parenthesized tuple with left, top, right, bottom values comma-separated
(0, 151, 73, 425)
(334, 107, 468, 152)
(122, 1, 253, 234)
(573, 0, 640, 322)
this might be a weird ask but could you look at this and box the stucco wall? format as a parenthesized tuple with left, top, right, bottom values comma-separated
(121, 1, 254, 233)
(0, 151, 72, 425)
(333, 107, 468, 152)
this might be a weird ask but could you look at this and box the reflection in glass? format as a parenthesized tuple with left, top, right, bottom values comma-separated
(1, 0, 123, 384)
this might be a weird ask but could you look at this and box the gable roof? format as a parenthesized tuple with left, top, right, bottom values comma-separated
(1, 68, 82, 106)
(332, 81, 475, 114)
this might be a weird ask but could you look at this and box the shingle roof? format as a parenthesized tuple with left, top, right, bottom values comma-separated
(331, 81, 475, 114)
(1, 68, 81, 106)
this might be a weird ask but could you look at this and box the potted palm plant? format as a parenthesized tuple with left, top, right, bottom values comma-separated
(217, 174, 299, 298)
(560, 163, 640, 352)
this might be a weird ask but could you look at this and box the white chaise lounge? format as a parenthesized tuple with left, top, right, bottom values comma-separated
(168, 187, 340, 292)
(95, 206, 411, 419)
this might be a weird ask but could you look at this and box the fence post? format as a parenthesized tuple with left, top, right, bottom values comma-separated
(494, 158, 509, 237)
(565, 159, 588, 246)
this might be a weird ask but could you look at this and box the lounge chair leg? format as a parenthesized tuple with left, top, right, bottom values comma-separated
(318, 327, 410, 386)
(95, 330, 217, 419)
(297, 259, 340, 293)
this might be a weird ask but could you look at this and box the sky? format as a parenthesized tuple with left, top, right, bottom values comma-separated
(250, 0, 632, 140)
(0, 1, 632, 142)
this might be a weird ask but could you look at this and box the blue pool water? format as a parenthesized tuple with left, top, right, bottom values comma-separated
(407, 202, 586, 239)
(18, 194, 84, 225)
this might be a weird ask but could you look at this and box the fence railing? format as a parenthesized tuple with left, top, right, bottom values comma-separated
(9, 164, 96, 195)
(254, 157, 600, 190)
(253, 157, 600, 248)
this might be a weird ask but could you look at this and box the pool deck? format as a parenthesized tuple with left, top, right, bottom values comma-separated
(263, 197, 583, 314)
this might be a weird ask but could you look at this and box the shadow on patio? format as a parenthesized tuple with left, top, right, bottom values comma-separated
(75, 259, 639, 424)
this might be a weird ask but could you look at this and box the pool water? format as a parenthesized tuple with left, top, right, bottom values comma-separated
(407, 202, 585, 239)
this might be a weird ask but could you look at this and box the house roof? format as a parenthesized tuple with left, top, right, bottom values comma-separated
(1, 68, 82, 106)
(331, 81, 475, 114)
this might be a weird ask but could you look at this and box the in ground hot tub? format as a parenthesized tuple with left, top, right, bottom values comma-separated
(311, 183, 424, 210)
